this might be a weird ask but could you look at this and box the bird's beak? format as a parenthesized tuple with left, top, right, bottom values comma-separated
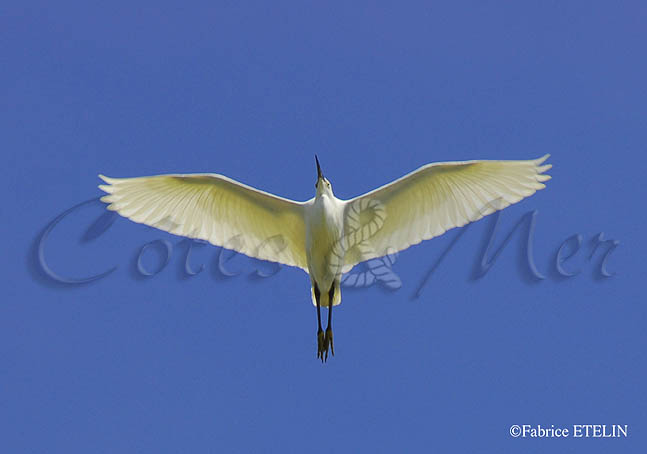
(315, 155, 324, 180)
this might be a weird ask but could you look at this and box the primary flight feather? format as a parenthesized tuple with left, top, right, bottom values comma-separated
(99, 154, 551, 361)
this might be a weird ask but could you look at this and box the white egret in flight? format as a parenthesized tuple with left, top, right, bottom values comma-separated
(99, 155, 551, 361)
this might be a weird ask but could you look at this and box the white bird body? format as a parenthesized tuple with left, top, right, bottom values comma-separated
(98, 154, 552, 361)
(305, 186, 345, 308)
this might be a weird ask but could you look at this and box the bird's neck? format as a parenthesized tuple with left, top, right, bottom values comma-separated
(315, 192, 338, 209)
(312, 193, 343, 227)
(315, 188, 336, 200)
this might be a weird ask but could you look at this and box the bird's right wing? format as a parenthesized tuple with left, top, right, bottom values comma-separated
(99, 173, 308, 270)
(341, 155, 552, 271)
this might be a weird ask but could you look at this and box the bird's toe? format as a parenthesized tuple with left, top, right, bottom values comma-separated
(322, 328, 334, 361)
(317, 329, 325, 361)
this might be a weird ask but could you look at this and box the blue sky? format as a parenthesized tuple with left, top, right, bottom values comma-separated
(2, 1, 646, 452)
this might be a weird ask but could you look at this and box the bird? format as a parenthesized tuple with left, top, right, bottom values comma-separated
(98, 154, 551, 362)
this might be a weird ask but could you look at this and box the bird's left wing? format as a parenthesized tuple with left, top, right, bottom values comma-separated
(99, 173, 308, 270)
(340, 155, 551, 272)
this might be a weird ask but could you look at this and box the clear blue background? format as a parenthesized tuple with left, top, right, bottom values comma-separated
(2, 1, 645, 452)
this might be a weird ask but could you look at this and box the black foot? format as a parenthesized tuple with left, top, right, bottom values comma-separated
(317, 329, 325, 361)
(323, 328, 334, 361)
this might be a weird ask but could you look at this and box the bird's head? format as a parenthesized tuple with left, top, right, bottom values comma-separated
(314, 155, 334, 197)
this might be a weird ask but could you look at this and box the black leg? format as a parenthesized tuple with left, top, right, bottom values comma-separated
(325, 283, 335, 360)
(315, 283, 325, 361)
(327, 285, 334, 330)
(315, 283, 322, 331)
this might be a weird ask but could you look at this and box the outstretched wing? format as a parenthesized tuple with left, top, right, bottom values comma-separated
(99, 173, 308, 270)
(341, 155, 552, 270)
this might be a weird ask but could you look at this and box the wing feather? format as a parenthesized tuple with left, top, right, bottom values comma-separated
(342, 155, 552, 270)
(99, 173, 308, 270)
